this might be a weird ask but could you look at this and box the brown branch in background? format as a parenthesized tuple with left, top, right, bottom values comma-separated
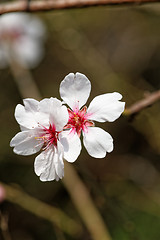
(0, 0, 158, 15)
(0, 212, 12, 240)
(63, 163, 112, 240)
(0, 182, 82, 237)
(9, 59, 41, 101)
(124, 90, 160, 116)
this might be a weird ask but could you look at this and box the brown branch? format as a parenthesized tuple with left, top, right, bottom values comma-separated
(0, 182, 82, 237)
(63, 163, 112, 240)
(9, 58, 41, 101)
(124, 90, 160, 116)
(0, 212, 12, 240)
(0, 0, 159, 14)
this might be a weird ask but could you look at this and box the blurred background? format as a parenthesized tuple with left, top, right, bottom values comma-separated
(0, 3, 160, 240)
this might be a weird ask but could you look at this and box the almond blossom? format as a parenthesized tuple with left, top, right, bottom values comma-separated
(10, 98, 81, 181)
(0, 13, 46, 69)
(60, 72, 125, 158)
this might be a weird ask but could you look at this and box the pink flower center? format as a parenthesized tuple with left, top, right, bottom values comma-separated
(65, 106, 94, 137)
(36, 123, 59, 149)
(0, 28, 23, 42)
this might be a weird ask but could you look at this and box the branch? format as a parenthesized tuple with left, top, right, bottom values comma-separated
(0, 0, 158, 14)
(63, 163, 112, 240)
(9, 58, 41, 100)
(124, 90, 160, 116)
(0, 182, 82, 237)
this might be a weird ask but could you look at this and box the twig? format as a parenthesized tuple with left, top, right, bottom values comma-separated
(0, 212, 12, 240)
(9, 59, 41, 100)
(0, 0, 158, 14)
(124, 90, 160, 116)
(0, 182, 82, 237)
(63, 163, 112, 240)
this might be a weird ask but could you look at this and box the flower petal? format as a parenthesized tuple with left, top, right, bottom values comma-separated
(60, 72, 91, 110)
(0, 13, 45, 68)
(10, 130, 43, 155)
(25, 16, 46, 40)
(83, 127, 113, 158)
(39, 98, 69, 131)
(15, 103, 38, 129)
(15, 99, 51, 129)
(55, 141, 64, 178)
(34, 146, 64, 182)
(14, 35, 44, 68)
(87, 92, 125, 122)
(20, 125, 29, 131)
(60, 130, 81, 163)
(23, 98, 39, 112)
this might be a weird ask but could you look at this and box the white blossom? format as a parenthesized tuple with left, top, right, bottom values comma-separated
(60, 72, 125, 158)
(10, 98, 81, 181)
(0, 13, 46, 68)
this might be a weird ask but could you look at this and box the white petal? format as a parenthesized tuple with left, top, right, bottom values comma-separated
(0, 13, 29, 28)
(20, 125, 29, 131)
(87, 92, 125, 122)
(25, 17, 46, 40)
(34, 146, 64, 182)
(0, 13, 45, 69)
(15, 100, 49, 129)
(49, 103, 68, 132)
(60, 72, 91, 110)
(23, 98, 39, 112)
(39, 98, 69, 131)
(14, 36, 44, 68)
(83, 127, 113, 158)
(10, 130, 43, 156)
(39, 98, 57, 114)
(15, 104, 38, 129)
(55, 141, 65, 178)
(0, 13, 27, 30)
(60, 130, 81, 163)
(34, 148, 56, 181)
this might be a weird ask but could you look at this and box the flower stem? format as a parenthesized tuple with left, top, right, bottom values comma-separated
(9, 59, 41, 100)
(124, 90, 160, 116)
(63, 162, 112, 240)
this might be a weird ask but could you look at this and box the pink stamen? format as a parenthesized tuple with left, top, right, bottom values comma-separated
(36, 123, 59, 149)
(65, 106, 94, 137)
(0, 28, 23, 41)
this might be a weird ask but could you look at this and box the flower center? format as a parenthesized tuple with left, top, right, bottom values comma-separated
(65, 106, 94, 137)
(36, 123, 59, 149)
(0, 28, 22, 42)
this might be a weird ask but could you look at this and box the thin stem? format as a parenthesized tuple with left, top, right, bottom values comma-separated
(0, 182, 82, 237)
(63, 163, 112, 240)
(9, 59, 41, 100)
(0, 212, 12, 240)
(0, 0, 158, 14)
(124, 90, 160, 116)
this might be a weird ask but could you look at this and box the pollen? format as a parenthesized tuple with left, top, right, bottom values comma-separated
(65, 106, 94, 137)
(35, 123, 59, 149)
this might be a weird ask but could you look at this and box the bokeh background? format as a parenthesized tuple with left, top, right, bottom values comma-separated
(1, 3, 160, 240)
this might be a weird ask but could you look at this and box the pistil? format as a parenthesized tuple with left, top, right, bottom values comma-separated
(65, 106, 94, 137)
(35, 123, 58, 149)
